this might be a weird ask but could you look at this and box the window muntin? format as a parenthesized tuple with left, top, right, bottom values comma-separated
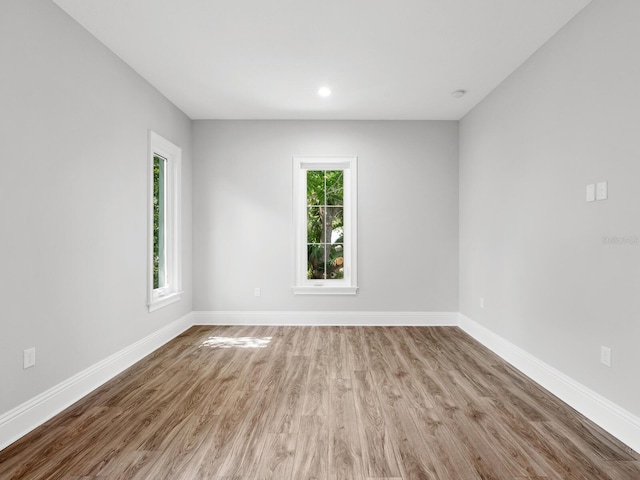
(293, 156, 358, 295)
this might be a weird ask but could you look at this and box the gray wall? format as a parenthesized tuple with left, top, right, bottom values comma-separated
(193, 120, 459, 312)
(459, 0, 640, 416)
(0, 0, 192, 414)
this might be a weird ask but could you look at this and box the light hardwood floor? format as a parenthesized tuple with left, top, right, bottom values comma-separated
(1, 326, 638, 479)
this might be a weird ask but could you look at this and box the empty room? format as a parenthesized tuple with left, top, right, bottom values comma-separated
(1, 0, 639, 478)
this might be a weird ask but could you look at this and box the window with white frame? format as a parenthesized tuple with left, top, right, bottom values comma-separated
(148, 131, 182, 311)
(293, 156, 358, 295)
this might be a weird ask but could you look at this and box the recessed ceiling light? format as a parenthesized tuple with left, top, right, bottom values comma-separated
(451, 89, 467, 99)
(318, 86, 331, 98)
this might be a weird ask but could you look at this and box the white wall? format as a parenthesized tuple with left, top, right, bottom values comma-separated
(0, 0, 192, 414)
(459, 0, 640, 417)
(9, 0, 638, 446)
(193, 120, 459, 313)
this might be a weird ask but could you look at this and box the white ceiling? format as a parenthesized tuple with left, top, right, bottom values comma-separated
(53, 0, 591, 120)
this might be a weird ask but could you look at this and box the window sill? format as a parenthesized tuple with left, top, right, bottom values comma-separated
(292, 286, 358, 295)
(148, 291, 183, 312)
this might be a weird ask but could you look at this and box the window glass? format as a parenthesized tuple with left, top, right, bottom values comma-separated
(153, 155, 167, 290)
(306, 170, 344, 280)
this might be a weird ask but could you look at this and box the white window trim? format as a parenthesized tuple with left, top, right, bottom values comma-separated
(148, 131, 182, 312)
(292, 156, 358, 295)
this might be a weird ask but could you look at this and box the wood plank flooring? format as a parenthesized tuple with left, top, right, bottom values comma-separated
(1, 326, 638, 479)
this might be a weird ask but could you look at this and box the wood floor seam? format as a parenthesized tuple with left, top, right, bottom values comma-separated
(1, 326, 637, 479)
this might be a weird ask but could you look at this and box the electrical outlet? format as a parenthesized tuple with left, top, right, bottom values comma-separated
(600, 346, 611, 367)
(254, 287, 261, 297)
(23, 347, 36, 369)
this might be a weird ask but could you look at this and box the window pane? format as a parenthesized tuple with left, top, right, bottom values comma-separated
(326, 170, 343, 206)
(153, 155, 166, 289)
(325, 206, 344, 244)
(307, 170, 325, 205)
(328, 244, 344, 279)
(307, 244, 326, 279)
(307, 207, 322, 243)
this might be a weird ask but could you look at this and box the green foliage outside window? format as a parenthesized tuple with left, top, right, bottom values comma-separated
(153, 155, 165, 289)
(307, 170, 344, 279)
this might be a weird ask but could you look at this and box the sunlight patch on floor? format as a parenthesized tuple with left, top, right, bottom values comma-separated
(200, 336, 272, 349)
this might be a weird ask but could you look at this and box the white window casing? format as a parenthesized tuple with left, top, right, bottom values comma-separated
(148, 131, 182, 311)
(293, 156, 358, 295)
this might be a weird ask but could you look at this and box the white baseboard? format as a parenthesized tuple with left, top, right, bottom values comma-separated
(192, 310, 459, 326)
(3, 310, 638, 457)
(458, 313, 640, 455)
(0, 312, 193, 452)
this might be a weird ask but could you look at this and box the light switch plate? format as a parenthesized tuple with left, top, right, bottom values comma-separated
(586, 184, 596, 202)
(23, 347, 36, 369)
(600, 346, 611, 367)
(596, 181, 608, 200)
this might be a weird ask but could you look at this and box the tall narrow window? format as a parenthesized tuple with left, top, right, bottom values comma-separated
(153, 154, 166, 290)
(148, 132, 182, 311)
(307, 170, 344, 280)
(293, 156, 358, 295)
